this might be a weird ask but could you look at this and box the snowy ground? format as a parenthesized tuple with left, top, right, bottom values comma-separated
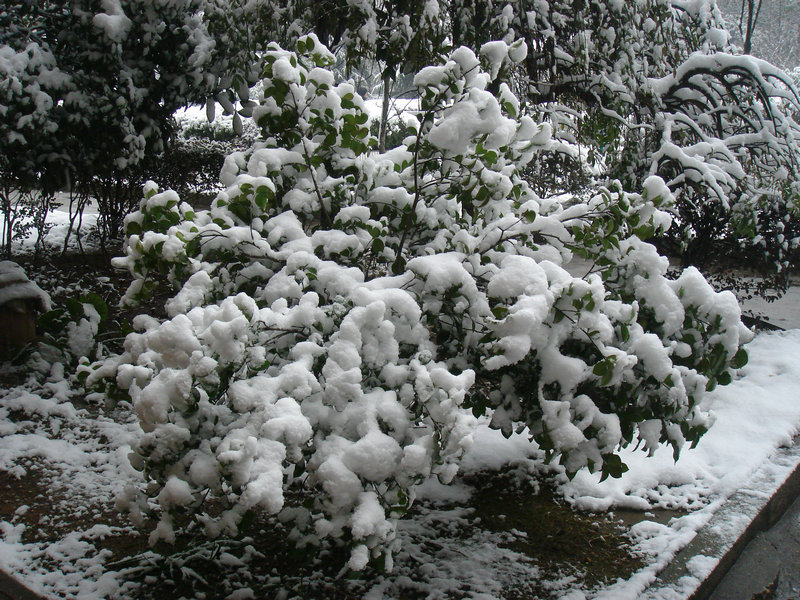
(2, 215, 800, 599)
(3, 206, 100, 257)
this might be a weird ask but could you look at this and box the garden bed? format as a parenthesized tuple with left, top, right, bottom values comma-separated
(2, 247, 800, 599)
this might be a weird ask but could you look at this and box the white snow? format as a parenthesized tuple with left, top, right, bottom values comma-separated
(92, 0, 132, 43)
(3, 321, 800, 598)
(0, 261, 51, 311)
(561, 329, 800, 512)
(4, 67, 800, 600)
(1, 200, 100, 256)
(2, 178, 800, 599)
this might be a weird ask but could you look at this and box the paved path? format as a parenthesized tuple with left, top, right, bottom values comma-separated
(709, 491, 800, 600)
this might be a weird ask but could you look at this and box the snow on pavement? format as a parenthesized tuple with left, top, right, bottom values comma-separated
(562, 329, 800, 513)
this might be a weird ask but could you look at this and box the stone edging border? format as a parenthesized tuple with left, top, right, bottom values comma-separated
(0, 571, 44, 600)
(645, 434, 800, 599)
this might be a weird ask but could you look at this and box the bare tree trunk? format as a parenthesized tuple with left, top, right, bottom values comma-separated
(740, 0, 764, 54)
(61, 188, 90, 257)
(1, 191, 11, 258)
(379, 73, 392, 154)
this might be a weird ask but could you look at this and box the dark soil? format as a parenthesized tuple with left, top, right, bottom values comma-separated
(466, 473, 648, 599)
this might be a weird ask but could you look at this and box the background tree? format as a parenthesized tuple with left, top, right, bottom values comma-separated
(7, 0, 796, 280)
(716, 0, 800, 79)
(0, 0, 283, 255)
(288, 0, 448, 151)
(245, 0, 800, 287)
(447, 0, 800, 285)
(738, 0, 764, 54)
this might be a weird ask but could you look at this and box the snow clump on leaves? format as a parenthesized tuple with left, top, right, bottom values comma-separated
(88, 35, 752, 570)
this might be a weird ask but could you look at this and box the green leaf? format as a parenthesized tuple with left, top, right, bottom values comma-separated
(254, 186, 270, 211)
(471, 404, 486, 418)
(600, 454, 629, 481)
(391, 256, 406, 275)
(66, 297, 84, 320)
(126, 221, 142, 236)
(593, 361, 608, 377)
(633, 224, 655, 240)
(38, 309, 66, 334)
(491, 306, 509, 319)
(83, 293, 109, 321)
(730, 348, 748, 369)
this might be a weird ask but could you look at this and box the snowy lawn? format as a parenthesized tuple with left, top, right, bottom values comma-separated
(2, 216, 800, 599)
(2, 204, 100, 258)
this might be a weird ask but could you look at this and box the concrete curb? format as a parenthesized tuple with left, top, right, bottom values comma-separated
(644, 434, 800, 599)
(0, 571, 44, 600)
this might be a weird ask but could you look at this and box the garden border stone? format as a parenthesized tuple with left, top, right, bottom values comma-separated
(0, 571, 43, 600)
(644, 432, 800, 599)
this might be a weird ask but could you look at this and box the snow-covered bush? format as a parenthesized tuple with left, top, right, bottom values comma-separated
(27, 293, 108, 376)
(90, 36, 751, 569)
(447, 0, 800, 280)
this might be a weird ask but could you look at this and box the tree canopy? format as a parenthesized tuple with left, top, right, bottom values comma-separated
(0, 0, 280, 189)
(276, 0, 800, 279)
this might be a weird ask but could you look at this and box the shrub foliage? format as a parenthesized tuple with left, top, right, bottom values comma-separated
(89, 36, 752, 569)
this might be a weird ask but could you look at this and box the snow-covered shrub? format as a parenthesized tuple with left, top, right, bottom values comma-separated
(91, 36, 752, 569)
(446, 0, 800, 282)
(32, 293, 107, 373)
(151, 137, 233, 207)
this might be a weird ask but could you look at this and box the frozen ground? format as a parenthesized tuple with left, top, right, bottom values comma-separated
(2, 214, 800, 599)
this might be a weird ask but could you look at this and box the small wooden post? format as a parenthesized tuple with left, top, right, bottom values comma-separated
(0, 261, 51, 360)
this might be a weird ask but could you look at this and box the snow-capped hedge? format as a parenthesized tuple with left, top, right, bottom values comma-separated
(87, 35, 752, 570)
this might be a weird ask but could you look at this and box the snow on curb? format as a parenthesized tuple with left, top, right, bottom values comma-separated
(642, 433, 800, 599)
(0, 570, 43, 600)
